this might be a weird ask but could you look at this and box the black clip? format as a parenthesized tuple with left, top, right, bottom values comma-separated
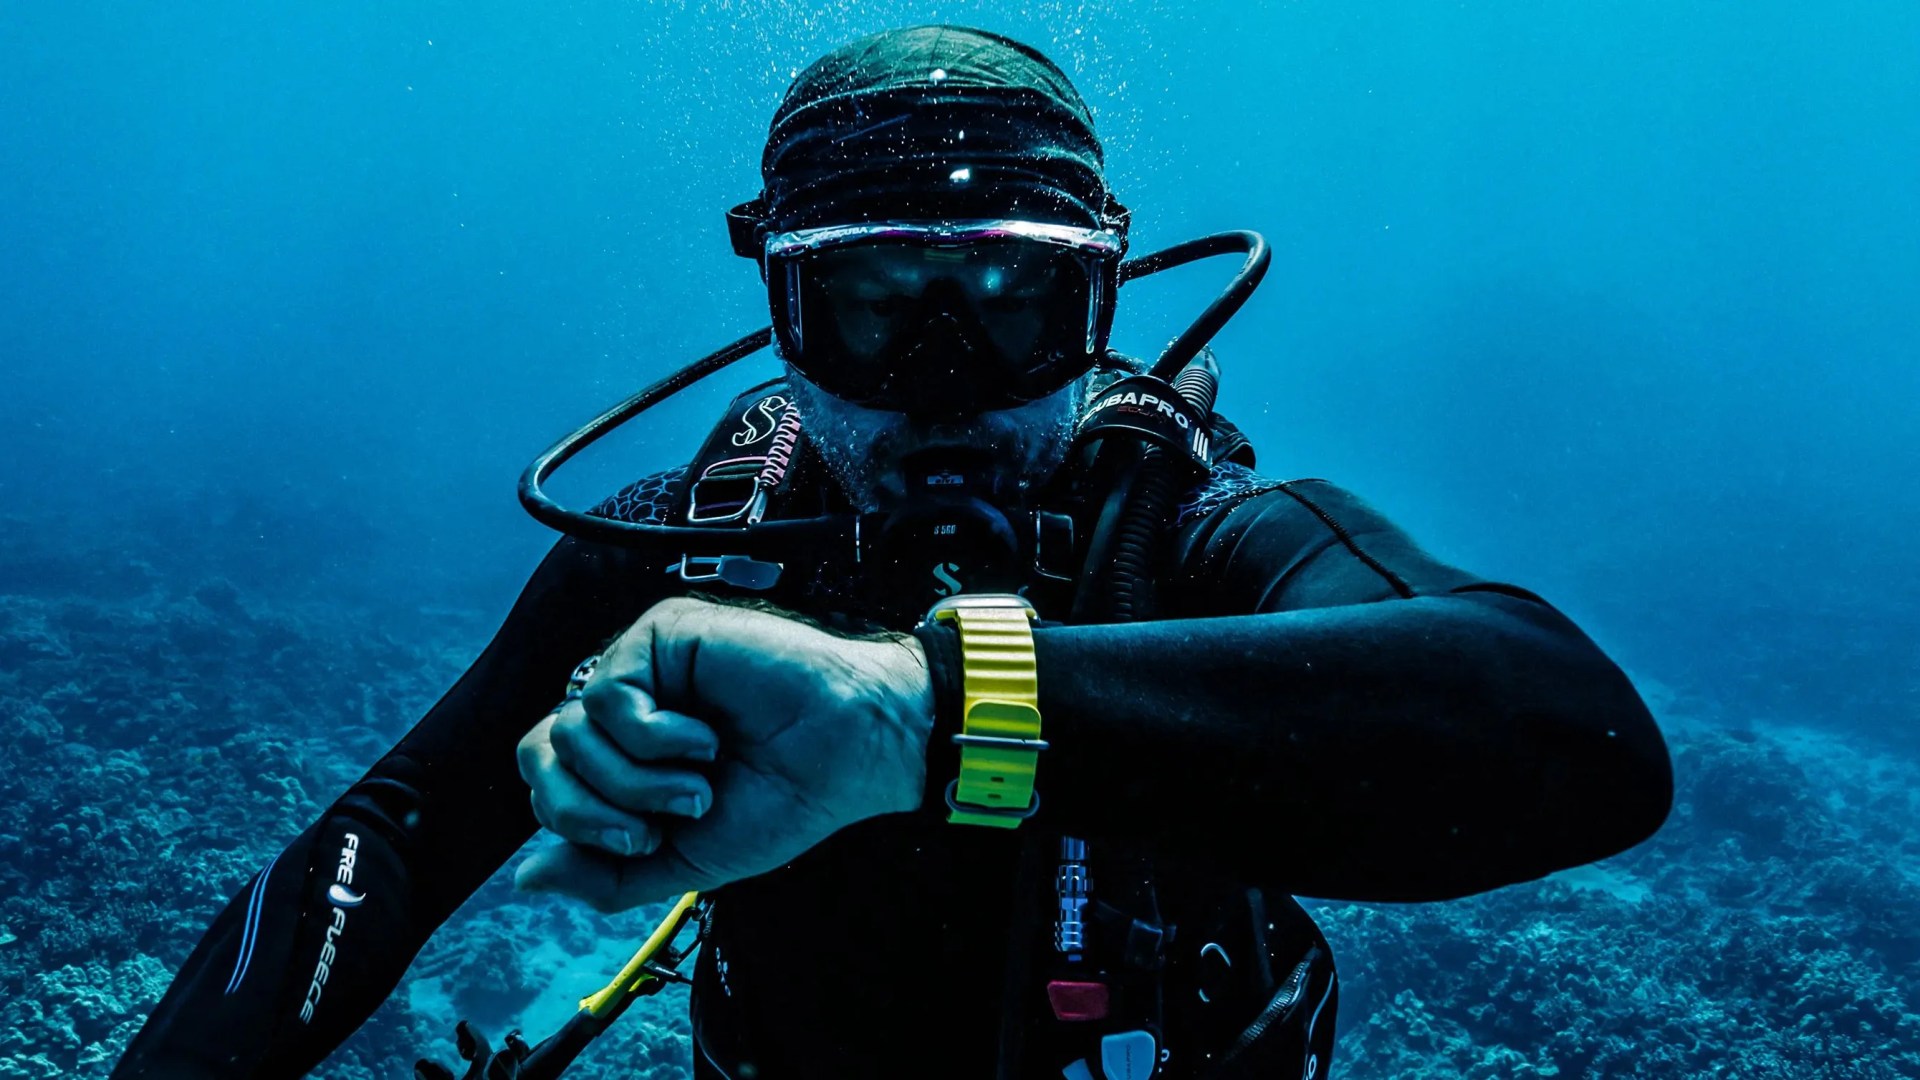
(670, 555, 783, 591)
(1091, 899, 1175, 972)
(1033, 511, 1076, 582)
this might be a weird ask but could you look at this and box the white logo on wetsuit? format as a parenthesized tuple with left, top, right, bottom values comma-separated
(300, 832, 362, 1024)
(731, 394, 789, 447)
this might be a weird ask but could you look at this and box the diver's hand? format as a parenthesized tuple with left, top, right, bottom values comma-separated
(514, 597, 934, 911)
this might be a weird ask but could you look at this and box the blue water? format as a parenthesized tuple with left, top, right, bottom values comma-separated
(3, 2, 1917, 1077)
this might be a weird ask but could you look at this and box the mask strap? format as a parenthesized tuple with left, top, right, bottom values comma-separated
(736, 193, 1129, 259)
(1100, 193, 1132, 247)
(727, 198, 769, 260)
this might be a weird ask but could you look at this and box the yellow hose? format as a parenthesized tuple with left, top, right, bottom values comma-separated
(577, 891, 702, 1017)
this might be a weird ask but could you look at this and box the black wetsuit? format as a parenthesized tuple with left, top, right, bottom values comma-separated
(110, 457, 1672, 1079)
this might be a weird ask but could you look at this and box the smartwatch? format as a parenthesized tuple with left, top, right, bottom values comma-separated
(923, 594, 1046, 829)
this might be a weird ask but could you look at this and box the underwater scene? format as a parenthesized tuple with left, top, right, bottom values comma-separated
(3, 1, 1916, 1077)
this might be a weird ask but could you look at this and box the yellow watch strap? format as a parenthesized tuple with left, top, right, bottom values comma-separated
(929, 594, 1044, 829)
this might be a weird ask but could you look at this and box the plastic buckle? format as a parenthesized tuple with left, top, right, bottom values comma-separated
(944, 778, 1041, 822)
(687, 476, 768, 525)
(952, 732, 1051, 753)
(671, 554, 783, 591)
(946, 731, 1049, 823)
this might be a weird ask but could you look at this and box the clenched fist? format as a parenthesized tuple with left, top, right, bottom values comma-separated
(514, 597, 934, 911)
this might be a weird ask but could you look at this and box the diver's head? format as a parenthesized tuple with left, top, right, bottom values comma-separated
(727, 25, 1129, 511)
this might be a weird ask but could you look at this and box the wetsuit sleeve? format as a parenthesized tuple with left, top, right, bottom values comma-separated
(914, 478, 1673, 903)
(112, 536, 663, 1079)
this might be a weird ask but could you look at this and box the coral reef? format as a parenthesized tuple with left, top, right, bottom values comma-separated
(0, 520, 690, 1080)
(2, 522, 1916, 1078)
(1316, 721, 1920, 1078)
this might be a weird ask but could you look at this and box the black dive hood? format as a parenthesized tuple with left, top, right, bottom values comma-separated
(517, 231, 1270, 597)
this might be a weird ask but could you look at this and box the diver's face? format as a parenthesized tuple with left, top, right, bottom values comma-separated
(771, 232, 1097, 511)
(783, 363, 1084, 513)
(767, 222, 1115, 417)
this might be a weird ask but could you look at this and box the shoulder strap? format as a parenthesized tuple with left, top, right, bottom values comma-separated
(671, 378, 805, 527)
(1207, 412, 1257, 469)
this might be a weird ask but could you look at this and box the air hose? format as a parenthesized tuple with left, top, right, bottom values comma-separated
(1084, 352, 1221, 623)
(1072, 231, 1264, 624)
(520, 232, 1267, 562)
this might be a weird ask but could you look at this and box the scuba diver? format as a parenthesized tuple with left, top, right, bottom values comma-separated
(111, 25, 1672, 1080)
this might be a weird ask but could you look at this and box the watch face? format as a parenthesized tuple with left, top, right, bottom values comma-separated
(925, 590, 1039, 624)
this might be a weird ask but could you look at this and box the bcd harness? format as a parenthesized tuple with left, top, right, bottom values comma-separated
(652, 372, 1299, 1080)
(420, 230, 1340, 1080)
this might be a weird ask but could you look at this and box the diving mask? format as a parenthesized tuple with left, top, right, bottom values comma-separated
(764, 220, 1123, 418)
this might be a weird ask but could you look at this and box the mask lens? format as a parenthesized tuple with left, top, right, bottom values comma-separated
(772, 228, 1112, 413)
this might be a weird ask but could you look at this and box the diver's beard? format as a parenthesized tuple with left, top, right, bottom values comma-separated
(783, 365, 1085, 514)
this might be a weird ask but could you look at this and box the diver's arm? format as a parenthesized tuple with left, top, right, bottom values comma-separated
(914, 479, 1673, 903)
(112, 536, 659, 1079)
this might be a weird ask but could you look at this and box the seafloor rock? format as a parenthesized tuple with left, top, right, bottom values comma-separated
(1314, 721, 1920, 1078)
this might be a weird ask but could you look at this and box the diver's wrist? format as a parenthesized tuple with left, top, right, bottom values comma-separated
(886, 635, 937, 814)
(911, 622, 968, 816)
(845, 631, 937, 817)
